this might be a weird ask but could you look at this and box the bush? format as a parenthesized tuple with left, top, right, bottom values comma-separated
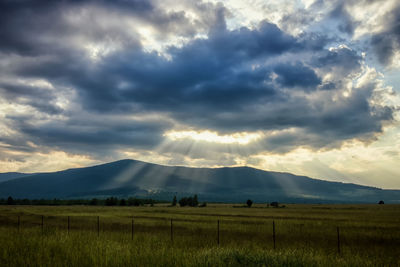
(179, 195, 199, 207)
(270, 201, 279, 208)
(246, 199, 253, 207)
(7, 196, 14, 205)
(199, 202, 207, 207)
(105, 197, 118, 206)
(172, 196, 177, 206)
(127, 198, 143, 206)
(89, 198, 98, 205)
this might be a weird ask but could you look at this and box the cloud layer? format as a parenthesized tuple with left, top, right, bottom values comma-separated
(0, 0, 399, 186)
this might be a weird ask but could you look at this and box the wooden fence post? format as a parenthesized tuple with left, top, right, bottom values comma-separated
(18, 216, 20, 232)
(217, 220, 220, 245)
(273, 220, 276, 249)
(68, 216, 70, 234)
(337, 226, 340, 254)
(97, 216, 100, 237)
(41, 215, 44, 235)
(131, 217, 134, 240)
(170, 219, 173, 243)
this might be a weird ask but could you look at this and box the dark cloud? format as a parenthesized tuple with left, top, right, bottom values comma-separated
(1, 112, 171, 156)
(0, 0, 201, 57)
(314, 46, 362, 76)
(15, 19, 298, 114)
(0, 81, 63, 114)
(371, 5, 400, 66)
(0, 0, 396, 160)
(273, 62, 321, 89)
(329, 3, 356, 35)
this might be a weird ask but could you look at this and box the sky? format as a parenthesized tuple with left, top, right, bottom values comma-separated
(0, 0, 399, 189)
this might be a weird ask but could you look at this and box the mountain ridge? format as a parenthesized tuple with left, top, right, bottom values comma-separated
(0, 172, 33, 183)
(0, 159, 398, 203)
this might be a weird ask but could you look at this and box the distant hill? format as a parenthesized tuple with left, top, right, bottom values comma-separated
(0, 172, 31, 183)
(0, 159, 399, 203)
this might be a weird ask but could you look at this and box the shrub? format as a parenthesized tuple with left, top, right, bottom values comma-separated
(179, 195, 199, 207)
(89, 198, 98, 205)
(246, 199, 253, 207)
(105, 197, 118, 206)
(7, 196, 14, 205)
(199, 202, 207, 207)
(270, 201, 279, 208)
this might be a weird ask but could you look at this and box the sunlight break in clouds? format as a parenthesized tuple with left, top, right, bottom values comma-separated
(164, 130, 261, 145)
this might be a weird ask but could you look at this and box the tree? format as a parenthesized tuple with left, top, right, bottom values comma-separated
(131, 198, 142, 206)
(378, 200, 385, 204)
(193, 194, 199, 207)
(120, 198, 126, 206)
(246, 199, 253, 207)
(89, 198, 98, 205)
(7, 196, 14, 205)
(21, 198, 31, 205)
(172, 195, 177, 206)
(270, 201, 279, 208)
(179, 197, 188, 207)
(179, 195, 199, 207)
(105, 197, 118, 206)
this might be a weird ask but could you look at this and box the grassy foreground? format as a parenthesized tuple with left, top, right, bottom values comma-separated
(0, 204, 399, 266)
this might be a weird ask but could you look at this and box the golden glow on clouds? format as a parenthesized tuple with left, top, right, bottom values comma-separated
(119, 127, 400, 189)
(84, 43, 121, 60)
(1, 128, 399, 188)
(250, 128, 400, 189)
(137, 26, 161, 53)
(0, 150, 97, 173)
(164, 130, 262, 145)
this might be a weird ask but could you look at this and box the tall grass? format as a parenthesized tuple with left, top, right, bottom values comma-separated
(0, 204, 399, 266)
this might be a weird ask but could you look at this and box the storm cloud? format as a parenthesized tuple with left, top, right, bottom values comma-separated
(0, 0, 398, 165)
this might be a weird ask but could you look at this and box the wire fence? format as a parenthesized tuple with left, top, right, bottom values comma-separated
(0, 213, 361, 254)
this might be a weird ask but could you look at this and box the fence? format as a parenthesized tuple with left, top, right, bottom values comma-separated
(1, 214, 345, 254)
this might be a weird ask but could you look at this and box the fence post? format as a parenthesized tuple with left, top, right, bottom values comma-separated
(18, 216, 20, 232)
(170, 219, 173, 243)
(337, 226, 340, 254)
(41, 215, 44, 235)
(273, 220, 276, 249)
(217, 220, 220, 245)
(131, 217, 134, 240)
(68, 216, 70, 234)
(97, 216, 100, 237)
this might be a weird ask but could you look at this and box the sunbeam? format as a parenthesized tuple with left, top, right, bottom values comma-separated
(164, 130, 262, 145)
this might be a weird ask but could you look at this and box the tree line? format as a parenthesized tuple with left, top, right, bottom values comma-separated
(171, 195, 207, 207)
(0, 196, 164, 206)
(2, 196, 284, 208)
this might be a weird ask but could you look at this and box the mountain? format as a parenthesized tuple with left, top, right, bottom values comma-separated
(0, 172, 32, 183)
(0, 159, 399, 203)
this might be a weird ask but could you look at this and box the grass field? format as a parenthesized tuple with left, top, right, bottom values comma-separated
(0, 204, 399, 266)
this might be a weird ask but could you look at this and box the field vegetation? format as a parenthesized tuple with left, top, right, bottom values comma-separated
(0, 204, 399, 266)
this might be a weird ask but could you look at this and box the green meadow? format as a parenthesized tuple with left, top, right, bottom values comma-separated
(0, 204, 399, 266)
